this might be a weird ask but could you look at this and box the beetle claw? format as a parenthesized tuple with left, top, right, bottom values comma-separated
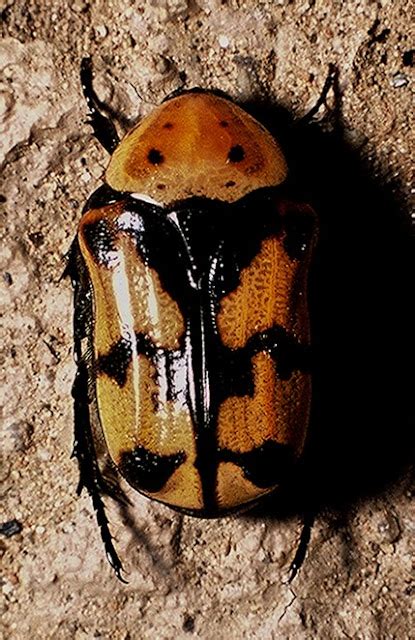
(107, 552, 129, 584)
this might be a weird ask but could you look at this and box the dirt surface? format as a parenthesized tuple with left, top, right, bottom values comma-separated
(1, 1, 414, 639)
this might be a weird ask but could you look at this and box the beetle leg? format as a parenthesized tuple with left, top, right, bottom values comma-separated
(80, 57, 120, 154)
(68, 244, 127, 582)
(298, 64, 338, 126)
(95, 464, 132, 507)
(288, 510, 315, 582)
(71, 360, 127, 583)
(60, 238, 80, 282)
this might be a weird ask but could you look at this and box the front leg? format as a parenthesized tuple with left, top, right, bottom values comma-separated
(80, 57, 120, 155)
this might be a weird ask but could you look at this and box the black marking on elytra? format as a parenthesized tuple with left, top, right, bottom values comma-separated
(97, 337, 133, 387)
(219, 120, 229, 127)
(228, 144, 245, 162)
(82, 187, 288, 308)
(97, 333, 176, 389)
(225, 180, 236, 188)
(82, 218, 119, 269)
(220, 440, 295, 488)
(148, 148, 164, 165)
(80, 186, 315, 514)
(118, 446, 186, 493)
(245, 326, 312, 380)
(163, 122, 174, 129)
(152, 349, 188, 405)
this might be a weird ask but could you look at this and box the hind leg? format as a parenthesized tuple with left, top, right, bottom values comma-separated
(288, 510, 315, 582)
(67, 243, 126, 582)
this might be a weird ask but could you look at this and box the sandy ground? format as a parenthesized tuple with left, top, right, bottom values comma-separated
(1, 1, 414, 638)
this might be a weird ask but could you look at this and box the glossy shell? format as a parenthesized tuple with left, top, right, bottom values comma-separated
(106, 92, 287, 205)
(77, 186, 316, 515)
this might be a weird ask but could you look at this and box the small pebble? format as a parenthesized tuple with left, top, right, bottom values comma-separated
(391, 73, 409, 88)
(218, 35, 230, 49)
(377, 511, 401, 544)
(72, 0, 88, 12)
(0, 520, 23, 538)
(95, 25, 108, 39)
(37, 448, 52, 462)
(3, 272, 13, 286)
(2, 582, 14, 596)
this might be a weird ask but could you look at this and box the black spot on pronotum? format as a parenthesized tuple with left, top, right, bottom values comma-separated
(228, 144, 245, 162)
(148, 148, 164, 165)
(219, 120, 229, 127)
(157, 184, 166, 190)
(119, 446, 186, 493)
(163, 122, 174, 129)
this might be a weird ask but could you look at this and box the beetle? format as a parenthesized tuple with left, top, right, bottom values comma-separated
(65, 58, 332, 582)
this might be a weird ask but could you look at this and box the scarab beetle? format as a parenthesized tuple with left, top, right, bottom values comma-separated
(66, 58, 324, 581)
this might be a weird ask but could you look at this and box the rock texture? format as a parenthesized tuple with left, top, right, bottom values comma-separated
(1, 1, 414, 638)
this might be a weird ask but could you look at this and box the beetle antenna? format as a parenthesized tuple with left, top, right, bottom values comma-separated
(80, 57, 120, 154)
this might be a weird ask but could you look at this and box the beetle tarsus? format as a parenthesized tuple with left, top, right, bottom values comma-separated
(71, 364, 126, 581)
(80, 57, 120, 154)
(298, 63, 338, 125)
(288, 511, 315, 582)
(70, 252, 126, 581)
(89, 490, 128, 584)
